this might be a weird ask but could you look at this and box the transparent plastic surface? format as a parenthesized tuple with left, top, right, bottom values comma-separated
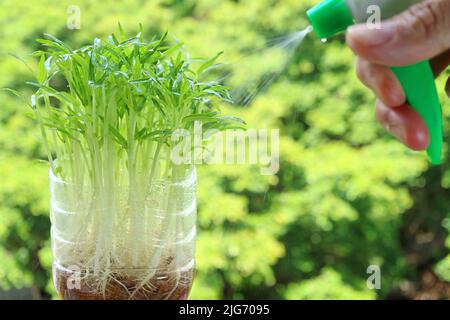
(49, 167, 197, 300)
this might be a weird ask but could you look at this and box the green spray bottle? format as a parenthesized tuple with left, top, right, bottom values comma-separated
(307, 0, 443, 164)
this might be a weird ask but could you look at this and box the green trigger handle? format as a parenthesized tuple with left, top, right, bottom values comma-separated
(391, 61, 443, 164)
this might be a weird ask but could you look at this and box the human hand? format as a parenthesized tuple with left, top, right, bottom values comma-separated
(346, 0, 450, 150)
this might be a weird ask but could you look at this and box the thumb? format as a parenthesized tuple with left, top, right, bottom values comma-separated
(346, 0, 450, 66)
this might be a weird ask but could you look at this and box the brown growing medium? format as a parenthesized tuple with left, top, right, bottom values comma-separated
(54, 266, 195, 300)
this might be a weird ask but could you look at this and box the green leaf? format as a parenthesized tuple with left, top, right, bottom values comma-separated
(182, 112, 220, 125)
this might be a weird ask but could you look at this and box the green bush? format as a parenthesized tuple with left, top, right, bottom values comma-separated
(0, 0, 448, 299)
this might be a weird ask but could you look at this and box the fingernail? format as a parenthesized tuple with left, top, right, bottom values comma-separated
(388, 124, 407, 144)
(385, 114, 429, 150)
(347, 24, 394, 46)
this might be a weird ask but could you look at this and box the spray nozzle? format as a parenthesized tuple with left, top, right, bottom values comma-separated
(306, 0, 354, 39)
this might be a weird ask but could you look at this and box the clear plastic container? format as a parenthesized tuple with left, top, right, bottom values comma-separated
(49, 167, 197, 300)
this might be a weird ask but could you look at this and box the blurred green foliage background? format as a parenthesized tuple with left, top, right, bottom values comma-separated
(0, 0, 449, 299)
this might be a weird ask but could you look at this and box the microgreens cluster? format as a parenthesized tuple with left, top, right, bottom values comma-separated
(30, 26, 243, 187)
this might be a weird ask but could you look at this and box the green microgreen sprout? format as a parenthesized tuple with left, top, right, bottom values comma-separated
(19, 26, 244, 298)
